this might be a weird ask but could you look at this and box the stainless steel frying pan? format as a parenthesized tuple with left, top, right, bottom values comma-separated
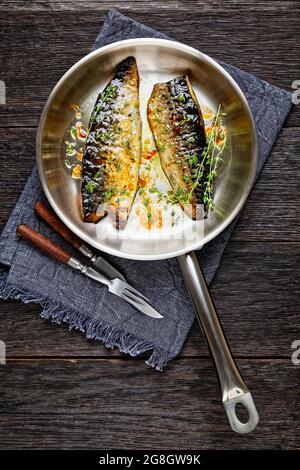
(36, 38, 259, 433)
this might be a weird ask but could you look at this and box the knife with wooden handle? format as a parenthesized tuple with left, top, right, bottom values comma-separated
(34, 200, 125, 282)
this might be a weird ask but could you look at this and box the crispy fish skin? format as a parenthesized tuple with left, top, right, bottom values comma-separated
(81, 56, 141, 229)
(147, 75, 207, 219)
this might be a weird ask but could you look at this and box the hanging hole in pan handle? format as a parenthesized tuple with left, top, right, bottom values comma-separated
(223, 391, 259, 434)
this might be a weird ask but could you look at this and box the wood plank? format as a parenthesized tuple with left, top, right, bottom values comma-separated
(1, 0, 298, 13)
(232, 127, 300, 241)
(0, 0, 299, 452)
(0, 358, 299, 449)
(1, 127, 299, 241)
(0, 2, 299, 128)
(1, 241, 299, 358)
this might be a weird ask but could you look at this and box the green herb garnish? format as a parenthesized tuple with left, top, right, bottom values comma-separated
(157, 142, 165, 152)
(153, 109, 161, 123)
(188, 105, 227, 210)
(183, 175, 192, 183)
(70, 126, 76, 140)
(65, 140, 75, 155)
(188, 154, 198, 166)
(147, 212, 153, 223)
(87, 180, 98, 194)
(120, 188, 130, 196)
(94, 170, 102, 179)
(149, 187, 158, 194)
(96, 130, 114, 145)
(102, 84, 118, 102)
(158, 188, 191, 205)
(179, 115, 192, 125)
(103, 187, 117, 203)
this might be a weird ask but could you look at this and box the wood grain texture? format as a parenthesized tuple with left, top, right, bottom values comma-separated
(0, 2, 299, 128)
(1, 240, 299, 358)
(34, 201, 84, 250)
(0, 358, 299, 449)
(17, 224, 72, 265)
(0, 0, 299, 450)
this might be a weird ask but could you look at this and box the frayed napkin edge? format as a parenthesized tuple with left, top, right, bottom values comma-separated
(0, 270, 175, 370)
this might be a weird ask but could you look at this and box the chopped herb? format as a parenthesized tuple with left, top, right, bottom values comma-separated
(65, 141, 75, 155)
(70, 126, 77, 140)
(157, 188, 192, 205)
(153, 110, 161, 123)
(147, 212, 153, 223)
(86, 180, 98, 194)
(178, 94, 186, 104)
(157, 142, 165, 152)
(102, 84, 118, 102)
(149, 187, 158, 194)
(120, 188, 130, 196)
(186, 136, 195, 144)
(183, 175, 192, 183)
(179, 115, 192, 125)
(103, 187, 117, 202)
(188, 154, 198, 166)
(138, 187, 146, 196)
(124, 139, 130, 150)
(143, 198, 150, 208)
(94, 170, 102, 179)
(96, 130, 114, 144)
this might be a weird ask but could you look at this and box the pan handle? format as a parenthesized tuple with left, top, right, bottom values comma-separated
(177, 251, 259, 434)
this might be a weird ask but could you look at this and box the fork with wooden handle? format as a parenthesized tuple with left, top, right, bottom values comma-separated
(17, 224, 163, 319)
(34, 200, 125, 282)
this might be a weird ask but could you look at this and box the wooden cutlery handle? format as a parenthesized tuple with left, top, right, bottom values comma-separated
(17, 224, 72, 265)
(34, 200, 83, 250)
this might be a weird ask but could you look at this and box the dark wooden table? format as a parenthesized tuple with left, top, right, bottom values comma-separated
(0, 1, 299, 450)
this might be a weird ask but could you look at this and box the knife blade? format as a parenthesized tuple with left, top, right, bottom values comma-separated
(34, 200, 125, 281)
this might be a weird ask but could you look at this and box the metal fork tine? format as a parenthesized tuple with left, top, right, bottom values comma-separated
(120, 291, 140, 308)
(121, 283, 149, 302)
(123, 287, 147, 305)
(121, 289, 163, 319)
(82, 266, 163, 318)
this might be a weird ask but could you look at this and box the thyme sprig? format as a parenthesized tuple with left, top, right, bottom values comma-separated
(188, 104, 227, 210)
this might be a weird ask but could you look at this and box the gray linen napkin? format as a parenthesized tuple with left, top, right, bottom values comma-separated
(0, 10, 293, 369)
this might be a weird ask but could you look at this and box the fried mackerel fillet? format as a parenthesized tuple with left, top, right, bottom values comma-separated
(148, 75, 207, 219)
(81, 57, 142, 229)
